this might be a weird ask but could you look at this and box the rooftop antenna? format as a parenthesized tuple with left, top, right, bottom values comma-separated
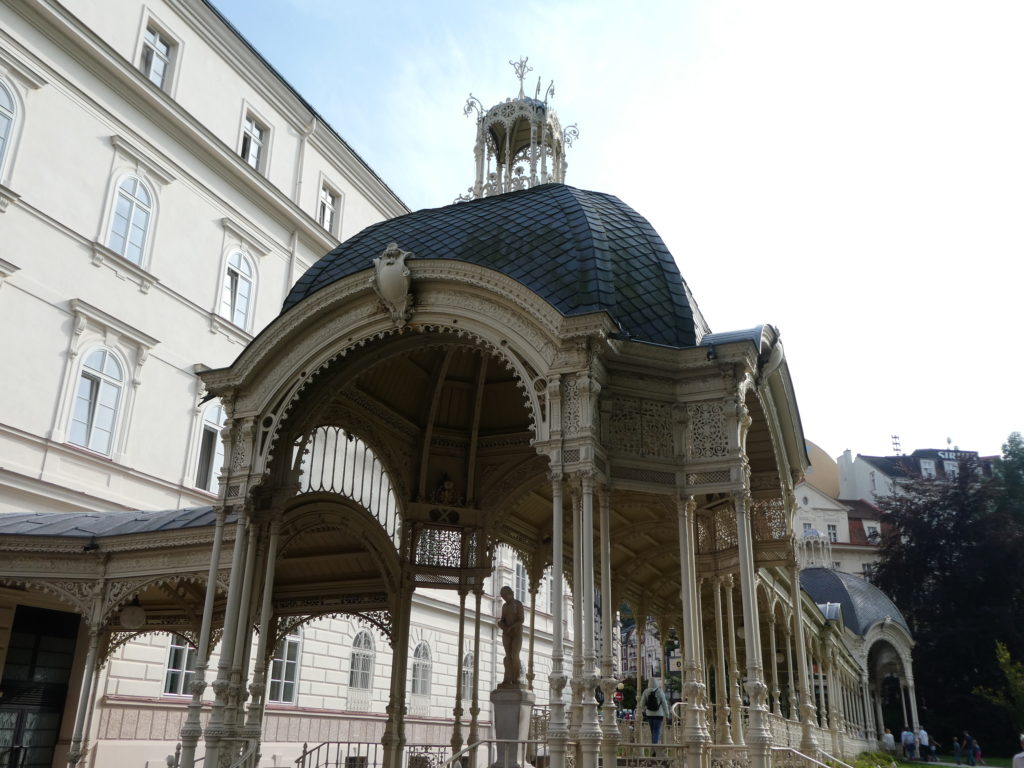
(891, 434, 901, 455)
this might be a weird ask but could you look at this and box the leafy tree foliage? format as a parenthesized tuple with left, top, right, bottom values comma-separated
(872, 433, 1024, 752)
(974, 641, 1024, 732)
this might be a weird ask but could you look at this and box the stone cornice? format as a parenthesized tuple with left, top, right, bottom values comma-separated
(69, 298, 160, 350)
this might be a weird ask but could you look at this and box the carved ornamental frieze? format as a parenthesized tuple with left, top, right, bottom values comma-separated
(687, 400, 729, 459)
(606, 396, 673, 458)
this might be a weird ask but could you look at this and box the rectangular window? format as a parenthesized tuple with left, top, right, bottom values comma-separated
(140, 26, 173, 90)
(164, 635, 197, 695)
(802, 522, 812, 532)
(514, 560, 528, 602)
(269, 634, 301, 704)
(866, 525, 879, 542)
(943, 460, 959, 479)
(318, 185, 337, 232)
(195, 426, 219, 490)
(826, 524, 838, 543)
(832, 561, 842, 570)
(920, 459, 936, 479)
(862, 563, 876, 581)
(240, 115, 267, 171)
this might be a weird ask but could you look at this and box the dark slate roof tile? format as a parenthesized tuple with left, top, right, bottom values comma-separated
(281, 184, 701, 348)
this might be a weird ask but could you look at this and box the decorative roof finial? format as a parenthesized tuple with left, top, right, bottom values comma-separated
(510, 56, 532, 99)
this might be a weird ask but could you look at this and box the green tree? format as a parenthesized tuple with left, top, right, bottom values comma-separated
(872, 434, 1024, 751)
(974, 641, 1024, 732)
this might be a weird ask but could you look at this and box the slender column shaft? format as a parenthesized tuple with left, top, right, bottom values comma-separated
(789, 564, 817, 753)
(469, 589, 483, 748)
(599, 489, 618, 768)
(225, 521, 260, 736)
(907, 676, 920, 731)
(578, 473, 600, 768)
(714, 577, 732, 744)
(785, 627, 797, 720)
(735, 492, 770, 763)
(180, 506, 227, 768)
(569, 488, 583, 740)
(677, 496, 710, 749)
(204, 515, 250, 767)
(548, 473, 567, 768)
(898, 678, 908, 729)
(66, 621, 101, 767)
(527, 584, 538, 690)
(861, 675, 874, 739)
(452, 590, 468, 753)
(769, 618, 781, 716)
(725, 576, 743, 745)
(244, 518, 281, 739)
(383, 587, 414, 768)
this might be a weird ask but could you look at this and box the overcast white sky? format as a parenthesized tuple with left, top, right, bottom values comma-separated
(212, 0, 1023, 462)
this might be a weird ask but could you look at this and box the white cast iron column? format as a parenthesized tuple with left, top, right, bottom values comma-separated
(578, 471, 601, 768)
(789, 563, 817, 753)
(599, 488, 619, 768)
(548, 471, 568, 768)
(677, 495, 711, 758)
(724, 575, 744, 745)
(713, 576, 732, 744)
(735, 492, 770, 768)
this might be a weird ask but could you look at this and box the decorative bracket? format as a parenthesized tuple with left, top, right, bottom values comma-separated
(371, 242, 414, 328)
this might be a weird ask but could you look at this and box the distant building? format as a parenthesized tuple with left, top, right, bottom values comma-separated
(838, 448, 995, 501)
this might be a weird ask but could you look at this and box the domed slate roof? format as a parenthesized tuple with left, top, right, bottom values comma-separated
(800, 567, 909, 636)
(284, 184, 704, 348)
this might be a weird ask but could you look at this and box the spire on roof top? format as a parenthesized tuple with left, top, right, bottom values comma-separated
(458, 58, 579, 202)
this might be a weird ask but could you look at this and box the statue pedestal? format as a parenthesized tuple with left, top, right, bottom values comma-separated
(489, 687, 535, 768)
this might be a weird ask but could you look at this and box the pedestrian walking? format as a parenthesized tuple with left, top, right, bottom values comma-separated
(918, 727, 931, 762)
(882, 728, 896, 755)
(963, 732, 975, 767)
(1011, 734, 1024, 768)
(954, 737, 961, 765)
(902, 726, 917, 760)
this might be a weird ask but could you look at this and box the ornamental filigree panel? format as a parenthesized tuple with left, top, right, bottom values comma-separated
(608, 397, 673, 458)
(561, 375, 581, 435)
(688, 401, 729, 459)
(750, 497, 788, 541)
(713, 505, 739, 551)
(411, 524, 485, 570)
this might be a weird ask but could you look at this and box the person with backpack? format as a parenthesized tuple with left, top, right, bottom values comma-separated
(637, 679, 670, 744)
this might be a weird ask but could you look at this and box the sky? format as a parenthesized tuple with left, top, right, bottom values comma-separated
(211, 0, 1023, 462)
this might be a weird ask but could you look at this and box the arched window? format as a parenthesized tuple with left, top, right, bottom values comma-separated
(195, 401, 226, 492)
(411, 642, 431, 696)
(221, 251, 255, 329)
(0, 81, 14, 174)
(69, 348, 124, 455)
(268, 630, 301, 704)
(461, 652, 474, 701)
(106, 176, 153, 265)
(349, 630, 375, 690)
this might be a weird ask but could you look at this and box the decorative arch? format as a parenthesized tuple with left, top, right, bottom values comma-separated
(277, 496, 403, 592)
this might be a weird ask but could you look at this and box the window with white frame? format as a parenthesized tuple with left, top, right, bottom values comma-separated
(944, 460, 959, 480)
(514, 560, 528, 602)
(866, 525, 879, 542)
(240, 114, 267, 171)
(862, 562, 876, 581)
(106, 176, 153, 265)
(0, 81, 14, 173)
(164, 634, 197, 695)
(826, 524, 838, 543)
(318, 184, 338, 232)
(139, 26, 174, 89)
(349, 630, 374, 690)
(268, 631, 301, 704)
(919, 459, 936, 479)
(461, 652, 474, 701)
(195, 402, 226, 492)
(411, 642, 431, 696)
(869, 471, 876, 492)
(220, 251, 255, 329)
(832, 561, 842, 570)
(69, 348, 124, 456)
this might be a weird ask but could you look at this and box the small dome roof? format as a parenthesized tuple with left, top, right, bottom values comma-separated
(283, 184, 706, 348)
(800, 567, 909, 636)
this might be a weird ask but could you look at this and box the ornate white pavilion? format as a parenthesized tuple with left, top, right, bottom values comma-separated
(0, 63, 917, 768)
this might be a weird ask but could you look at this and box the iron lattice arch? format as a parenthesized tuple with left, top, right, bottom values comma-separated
(293, 424, 401, 547)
